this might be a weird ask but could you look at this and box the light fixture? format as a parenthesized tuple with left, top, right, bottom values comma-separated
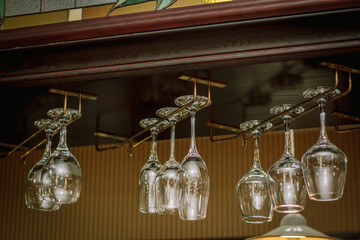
(247, 213, 339, 240)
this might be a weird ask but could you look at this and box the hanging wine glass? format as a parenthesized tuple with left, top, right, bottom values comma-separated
(24, 119, 61, 211)
(302, 86, 347, 201)
(42, 108, 82, 204)
(155, 107, 189, 215)
(175, 95, 210, 221)
(139, 117, 169, 214)
(267, 104, 307, 213)
(236, 120, 274, 223)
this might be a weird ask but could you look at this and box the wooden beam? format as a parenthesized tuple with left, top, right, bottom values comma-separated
(0, 0, 359, 50)
(0, 0, 359, 86)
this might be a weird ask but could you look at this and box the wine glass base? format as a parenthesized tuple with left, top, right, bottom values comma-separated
(34, 118, 58, 130)
(139, 117, 169, 130)
(242, 216, 272, 223)
(47, 108, 80, 120)
(239, 120, 272, 132)
(303, 86, 340, 100)
(309, 193, 343, 201)
(270, 104, 304, 118)
(156, 107, 189, 122)
(274, 205, 304, 213)
(174, 95, 210, 110)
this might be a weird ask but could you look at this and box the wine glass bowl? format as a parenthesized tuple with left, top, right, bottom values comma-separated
(302, 86, 347, 201)
(25, 119, 61, 211)
(177, 156, 209, 220)
(302, 146, 347, 201)
(155, 107, 188, 215)
(155, 163, 179, 215)
(175, 95, 210, 220)
(138, 117, 169, 214)
(42, 108, 82, 204)
(268, 104, 307, 213)
(236, 120, 274, 223)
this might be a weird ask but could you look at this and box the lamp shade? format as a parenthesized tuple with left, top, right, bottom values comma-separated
(247, 213, 339, 240)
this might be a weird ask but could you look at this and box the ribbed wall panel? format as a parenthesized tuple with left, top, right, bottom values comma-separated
(0, 128, 359, 239)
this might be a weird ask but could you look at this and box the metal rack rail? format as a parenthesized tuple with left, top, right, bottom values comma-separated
(3, 89, 97, 163)
(94, 74, 227, 156)
(207, 62, 358, 147)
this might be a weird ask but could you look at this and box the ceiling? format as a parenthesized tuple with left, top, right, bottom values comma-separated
(0, 1, 359, 155)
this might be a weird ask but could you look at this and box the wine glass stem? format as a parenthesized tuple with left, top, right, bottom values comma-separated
(189, 109, 198, 154)
(252, 130, 262, 169)
(170, 121, 176, 160)
(318, 101, 328, 141)
(283, 116, 292, 157)
(149, 129, 158, 160)
(57, 120, 68, 149)
(43, 130, 53, 159)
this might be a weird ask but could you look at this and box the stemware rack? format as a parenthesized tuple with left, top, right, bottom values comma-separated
(3, 88, 98, 163)
(207, 62, 358, 147)
(94, 74, 227, 156)
(2, 62, 359, 161)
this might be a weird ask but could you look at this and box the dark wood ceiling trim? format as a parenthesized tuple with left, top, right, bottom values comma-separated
(0, 0, 359, 50)
(2, 40, 359, 87)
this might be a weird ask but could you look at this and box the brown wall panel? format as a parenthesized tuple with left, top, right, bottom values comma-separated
(0, 128, 359, 239)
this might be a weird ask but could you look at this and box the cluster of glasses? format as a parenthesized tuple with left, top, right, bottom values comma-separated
(24, 108, 82, 211)
(138, 95, 210, 220)
(236, 86, 347, 223)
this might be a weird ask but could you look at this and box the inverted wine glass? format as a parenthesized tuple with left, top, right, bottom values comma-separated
(302, 86, 347, 201)
(25, 119, 61, 211)
(268, 104, 307, 213)
(139, 117, 169, 214)
(42, 108, 82, 204)
(236, 120, 274, 223)
(175, 95, 210, 221)
(155, 107, 189, 215)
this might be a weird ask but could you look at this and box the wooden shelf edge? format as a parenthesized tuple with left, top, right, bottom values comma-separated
(0, 0, 360, 50)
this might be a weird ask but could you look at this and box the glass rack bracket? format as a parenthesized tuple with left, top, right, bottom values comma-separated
(5, 88, 97, 163)
(94, 74, 227, 156)
(332, 111, 360, 133)
(178, 74, 227, 88)
(207, 62, 357, 148)
(0, 143, 28, 158)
